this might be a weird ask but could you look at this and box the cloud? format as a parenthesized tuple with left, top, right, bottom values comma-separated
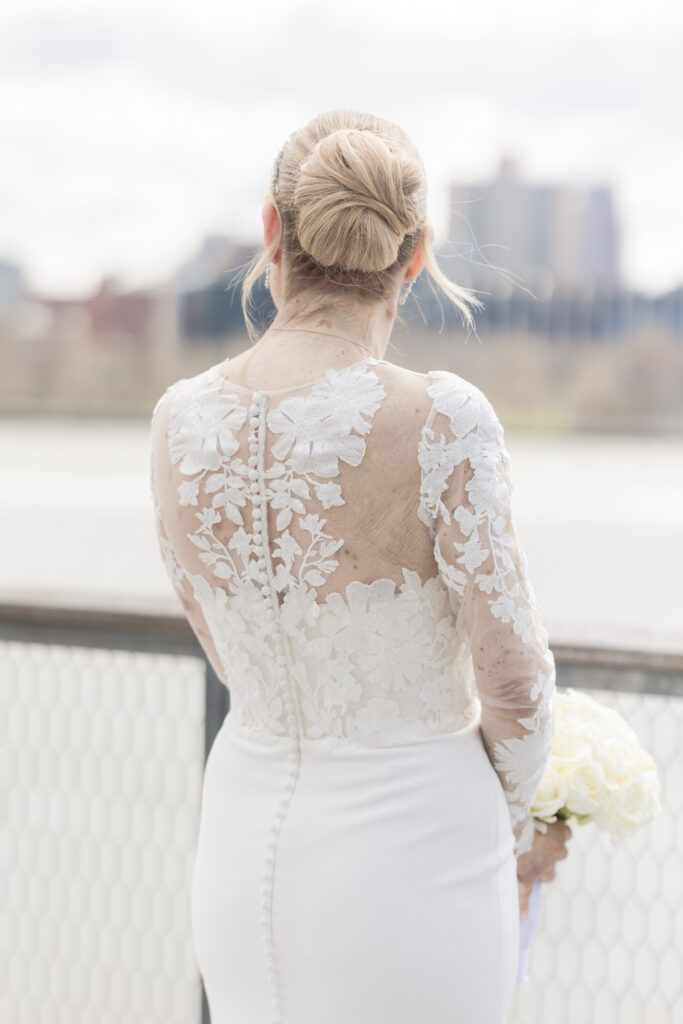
(0, 0, 681, 294)
(0, 12, 125, 72)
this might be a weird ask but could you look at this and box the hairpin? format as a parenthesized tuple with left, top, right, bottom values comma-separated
(271, 129, 298, 196)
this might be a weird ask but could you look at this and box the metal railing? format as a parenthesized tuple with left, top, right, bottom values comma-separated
(0, 595, 680, 1024)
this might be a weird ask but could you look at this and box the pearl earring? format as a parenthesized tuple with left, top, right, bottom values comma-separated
(265, 263, 272, 289)
(399, 278, 414, 305)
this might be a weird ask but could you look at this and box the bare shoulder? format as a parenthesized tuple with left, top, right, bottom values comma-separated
(374, 359, 434, 412)
(376, 360, 501, 436)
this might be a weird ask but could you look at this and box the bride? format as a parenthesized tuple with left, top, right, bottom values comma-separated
(150, 108, 571, 1023)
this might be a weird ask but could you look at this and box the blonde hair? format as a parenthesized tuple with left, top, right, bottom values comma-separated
(239, 109, 484, 342)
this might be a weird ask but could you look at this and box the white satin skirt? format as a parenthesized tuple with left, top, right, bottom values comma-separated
(190, 715, 520, 1024)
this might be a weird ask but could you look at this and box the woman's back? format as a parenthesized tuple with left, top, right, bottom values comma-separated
(150, 350, 555, 1022)
(148, 108, 557, 1023)
(150, 351, 553, 750)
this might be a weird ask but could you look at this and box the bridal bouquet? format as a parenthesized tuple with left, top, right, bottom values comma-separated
(516, 687, 661, 985)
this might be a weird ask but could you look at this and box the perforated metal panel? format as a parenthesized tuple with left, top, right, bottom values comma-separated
(509, 687, 682, 1024)
(2, 636, 681, 1023)
(0, 640, 207, 1024)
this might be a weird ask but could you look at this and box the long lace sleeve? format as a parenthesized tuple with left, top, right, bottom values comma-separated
(419, 371, 556, 858)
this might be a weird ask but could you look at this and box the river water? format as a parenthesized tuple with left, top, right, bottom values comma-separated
(1, 417, 682, 652)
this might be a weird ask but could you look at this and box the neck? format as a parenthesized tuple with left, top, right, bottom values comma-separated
(264, 289, 397, 362)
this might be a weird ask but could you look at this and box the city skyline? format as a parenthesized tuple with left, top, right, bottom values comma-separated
(2, 0, 682, 298)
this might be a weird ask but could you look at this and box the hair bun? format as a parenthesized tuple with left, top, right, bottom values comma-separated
(293, 128, 422, 273)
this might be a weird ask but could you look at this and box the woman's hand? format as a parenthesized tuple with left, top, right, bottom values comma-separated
(517, 819, 572, 919)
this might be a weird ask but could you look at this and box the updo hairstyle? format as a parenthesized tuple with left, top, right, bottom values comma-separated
(240, 109, 483, 341)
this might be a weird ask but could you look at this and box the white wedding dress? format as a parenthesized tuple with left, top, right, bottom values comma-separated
(149, 353, 556, 1024)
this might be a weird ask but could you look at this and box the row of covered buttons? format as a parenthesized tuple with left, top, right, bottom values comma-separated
(247, 393, 299, 737)
(248, 391, 301, 1024)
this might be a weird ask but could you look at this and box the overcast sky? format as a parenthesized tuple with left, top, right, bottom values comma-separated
(1, 0, 681, 297)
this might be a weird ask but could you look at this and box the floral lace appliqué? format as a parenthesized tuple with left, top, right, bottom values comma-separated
(150, 359, 553, 819)
(417, 370, 556, 856)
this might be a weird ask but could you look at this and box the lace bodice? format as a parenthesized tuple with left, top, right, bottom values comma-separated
(149, 354, 556, 856)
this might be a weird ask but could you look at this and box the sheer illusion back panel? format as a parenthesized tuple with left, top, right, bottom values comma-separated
(149, 356, 556, 857)
(153, 359, 439, 606)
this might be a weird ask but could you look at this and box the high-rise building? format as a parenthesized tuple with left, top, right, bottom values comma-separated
(447, 156, 620, 297)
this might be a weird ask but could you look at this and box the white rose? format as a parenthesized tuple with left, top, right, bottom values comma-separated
(593, 771, 662, 839)
(548, 728, 592, 772)
(597, 734, 641, 783)
(550, 688, 662, 840)
(531, 763, 569, 821)
(636, 748, 658, 773)
(560, 688, 599, 719)
(563, 759, 609, 816)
